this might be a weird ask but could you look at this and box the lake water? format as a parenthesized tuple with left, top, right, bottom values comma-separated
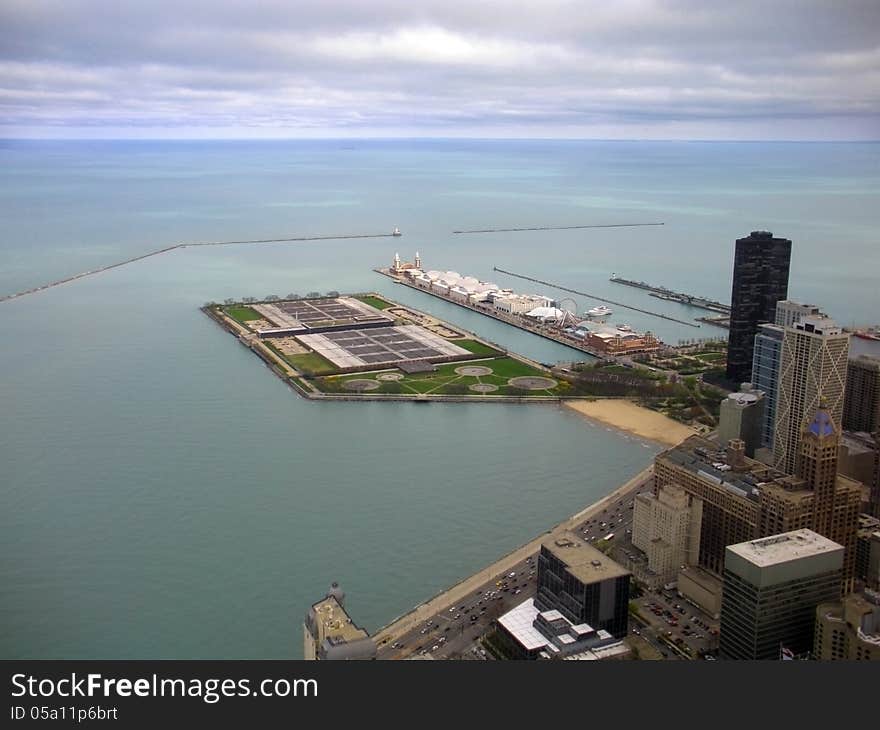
(1, 139, 877, 658)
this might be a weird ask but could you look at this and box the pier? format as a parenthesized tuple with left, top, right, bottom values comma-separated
(453, 222, 664, 234)
(493, 267, 701, 328)
(696, 315, 730, 329)
(610, 275, 731, 314)
(377, 269, 678, 362)
(0, 231, 401, 304)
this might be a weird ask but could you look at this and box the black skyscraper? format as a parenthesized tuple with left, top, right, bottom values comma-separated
(725, 231, 792, 384)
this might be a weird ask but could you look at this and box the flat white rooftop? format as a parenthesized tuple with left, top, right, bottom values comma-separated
(497, 598, 549, 652)
(539, 609, 565, 623)
(727, 529, 843, 568)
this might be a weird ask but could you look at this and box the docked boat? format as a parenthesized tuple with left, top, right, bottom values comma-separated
(853, 327, 880, 341)
(392, 227, 402, 237)
(586, 305, 613, 317)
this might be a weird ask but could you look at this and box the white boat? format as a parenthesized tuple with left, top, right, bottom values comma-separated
(587, 305, 613, 317)
(392, 227, 402, 237)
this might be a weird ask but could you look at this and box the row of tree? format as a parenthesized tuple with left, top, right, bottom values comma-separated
(211, 291, 342, 306)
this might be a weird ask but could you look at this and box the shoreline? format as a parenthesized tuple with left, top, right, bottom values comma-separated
(563, 398, 698, 447)
(373, 463, 654, 652)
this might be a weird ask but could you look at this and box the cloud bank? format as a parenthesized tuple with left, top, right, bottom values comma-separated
(1, 0, 878, 139)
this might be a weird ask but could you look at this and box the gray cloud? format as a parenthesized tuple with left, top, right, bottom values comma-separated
(1, 0, 878, 138)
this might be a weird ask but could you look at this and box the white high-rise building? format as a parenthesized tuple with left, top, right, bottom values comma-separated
(753, 301, 823, 453)
(774, 300, 821, 329)
(773, 315, 850, 476)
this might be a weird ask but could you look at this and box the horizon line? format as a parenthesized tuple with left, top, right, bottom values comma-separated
(2, 135, 878, 144)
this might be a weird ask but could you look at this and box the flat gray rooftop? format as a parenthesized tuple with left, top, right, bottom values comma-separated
(727, 529, 843, 568)
(252, 296, 391, 333)
(542, 532, 630, 584)
(297, 325, 470, 369)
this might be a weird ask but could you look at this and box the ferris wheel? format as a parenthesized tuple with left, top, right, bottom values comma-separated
(556, 298, 579, 328)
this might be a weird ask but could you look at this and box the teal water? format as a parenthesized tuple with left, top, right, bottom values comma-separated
(1, 140, 878, 658)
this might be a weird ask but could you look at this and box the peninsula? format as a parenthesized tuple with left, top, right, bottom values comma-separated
(203, 293, 567, 402)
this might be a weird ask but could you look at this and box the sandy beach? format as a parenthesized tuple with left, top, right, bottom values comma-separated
(565, 398, 697, 447)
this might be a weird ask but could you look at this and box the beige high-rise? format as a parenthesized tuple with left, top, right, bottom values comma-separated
(796, 406, 860, 592)
(773, 315, 850, 476)
(632, 483, 698, 584)
(814, 591, 880, 661)
(654, 429, 861, 587)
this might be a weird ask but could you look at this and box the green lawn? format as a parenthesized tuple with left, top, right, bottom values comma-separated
(480, 357, 548, 378)
(595, 364, 661, 379)
(225, 306, 261, 323)
(453, 339, 504, 357)
(287, 352, 337, 375)
(319, 356, 561, 396)
(353, 294, 394, 310)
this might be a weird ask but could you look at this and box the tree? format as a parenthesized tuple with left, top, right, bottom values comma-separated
(325, 290, 340, 298)
(306, 291, 321, 299)
(265, 294, 280, 301)
(286, 293, 300, 300)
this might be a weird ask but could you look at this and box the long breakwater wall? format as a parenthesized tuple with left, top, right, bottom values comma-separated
(1, 232, 399, 304)
(453, 222, 665, 234)
(609, 275, 731, 314)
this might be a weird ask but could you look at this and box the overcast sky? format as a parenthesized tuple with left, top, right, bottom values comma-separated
(1, 0, 878, 139)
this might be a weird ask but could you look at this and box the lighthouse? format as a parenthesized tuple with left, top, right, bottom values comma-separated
(414, 251, 422, 269)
